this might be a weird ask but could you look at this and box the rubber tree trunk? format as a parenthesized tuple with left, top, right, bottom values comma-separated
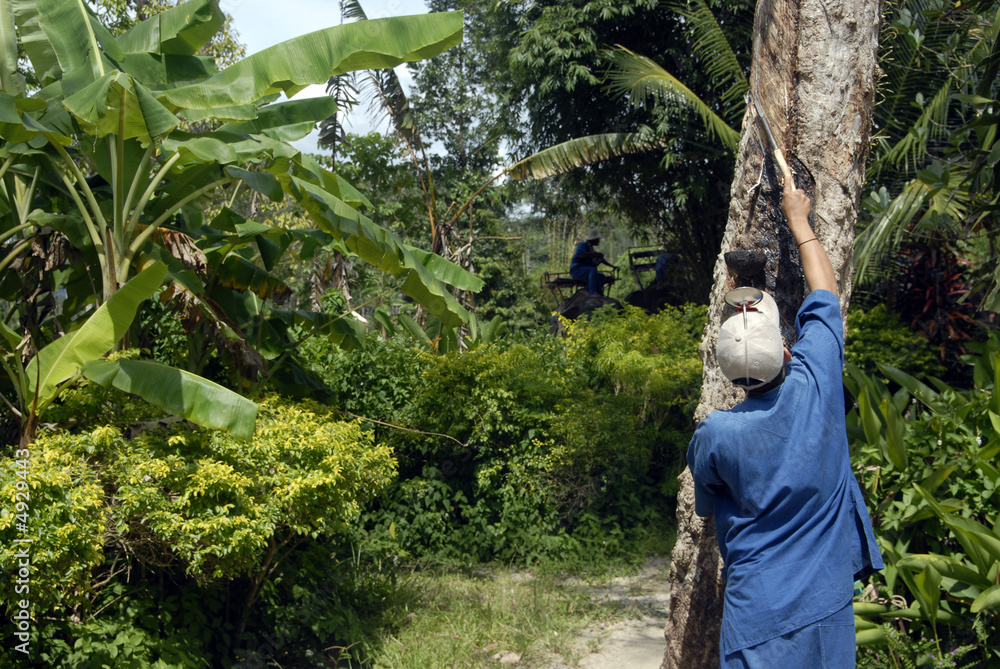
(660, 0, 882, 666)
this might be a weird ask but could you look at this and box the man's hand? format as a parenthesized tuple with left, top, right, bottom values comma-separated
(781, 183, 812, 231)
(782, 182, 838, 297)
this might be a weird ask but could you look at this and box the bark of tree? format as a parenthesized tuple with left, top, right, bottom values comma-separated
(660, 0, 882, 666)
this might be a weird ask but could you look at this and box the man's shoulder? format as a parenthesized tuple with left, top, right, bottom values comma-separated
(797, 290, 843, 328)
(699, 403, 761, 437)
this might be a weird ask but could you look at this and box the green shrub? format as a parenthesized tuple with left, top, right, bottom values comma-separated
(358, 304, 705, 564)
(35, 583, 221, 668)
(300, 331, 427, 440)
(242, 540, 414, 667)
(0, 392, 396, 665)
(847, 333, 1000, 663)
(846, 304, 945, 378)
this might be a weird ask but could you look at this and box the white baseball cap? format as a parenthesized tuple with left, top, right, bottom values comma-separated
(717, 289, 784, 389)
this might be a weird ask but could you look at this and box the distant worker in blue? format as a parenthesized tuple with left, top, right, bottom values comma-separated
(687, 182, 883, 667)
(654, 252, 681, 286)
(570, 229, 617, 296)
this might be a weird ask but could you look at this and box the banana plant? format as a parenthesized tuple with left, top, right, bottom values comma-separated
(0, 261, 256, 445)
(0, 0, 472, 327)
(0, 0, 477, 432)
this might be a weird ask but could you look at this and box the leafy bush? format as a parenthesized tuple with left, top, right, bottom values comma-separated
(847, 333, 1000, 663)
(36, 583, 222, 668)
(237, 539, 414, 667)
(348, 304, 705, 564)
(300, 330, 426, 439)
(0, 391, 395, 666)
(857, 624, 978, 669)
(846, 304, 945, 378)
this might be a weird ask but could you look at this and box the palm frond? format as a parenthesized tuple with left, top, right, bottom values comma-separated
(855, 169, 973, 282)
(876, 0, 982, 141)
(318, 73, 359, 151)
(340, 0, 369, 22)
(605, 47, 740, 152)
(333, 0, 420, 147)
(669, 0, 747, 106)
(362, 66, 419, 143)
(876, 80, 952, 175)
(508, 131, 666, 180)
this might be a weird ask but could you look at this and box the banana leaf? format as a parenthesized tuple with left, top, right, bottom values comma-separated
(25, 261, 166, 412)
(269, 307, 366, 351)
(34, 0, 122, 85)
(397, 313, 432, 345)
(225, 166, 283, 202)
(219, 97, 338, 143)
(0, 91, 33, 143)
(405, 244, 484, 292)
(0, 0, 24, 95)
(161, 129, 293, 165)
(117, 0, 223, 57)
(82, 358, 256, 438)
(159, 12, 463, 112)
(119, 53, 218, 90)
(214, 255, 290, 300)
(289, 174, 471, 327)
(62, 71, 179, 141)
(295, 152, 373, 211)
(11, 0, 59, 86)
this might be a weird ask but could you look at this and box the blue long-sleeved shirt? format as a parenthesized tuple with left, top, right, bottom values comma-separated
(687, 289, 882, 654)
(570, 241, 602, 272)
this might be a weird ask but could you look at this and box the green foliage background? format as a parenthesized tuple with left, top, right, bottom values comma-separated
(310, 305, 708, 564)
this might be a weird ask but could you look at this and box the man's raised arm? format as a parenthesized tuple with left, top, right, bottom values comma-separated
(781, 182, 839, 297)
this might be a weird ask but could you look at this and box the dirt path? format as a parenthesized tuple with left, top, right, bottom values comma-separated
(538, 556, 670, 669)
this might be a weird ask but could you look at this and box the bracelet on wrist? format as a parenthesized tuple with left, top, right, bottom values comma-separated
(797, 237, 818, 248)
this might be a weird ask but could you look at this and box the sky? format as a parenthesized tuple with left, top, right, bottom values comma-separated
(220, 0, 432, 155)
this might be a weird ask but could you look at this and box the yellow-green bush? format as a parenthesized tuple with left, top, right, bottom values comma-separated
(0, 433, 106, 616)
(0, 395, 396, 619)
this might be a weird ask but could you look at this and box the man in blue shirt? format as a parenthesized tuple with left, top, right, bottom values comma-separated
(687, 183, 883, 667)
(570, 229, 617, 296)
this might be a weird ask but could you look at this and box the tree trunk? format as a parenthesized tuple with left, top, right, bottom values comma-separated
(660, 0, 882, 666)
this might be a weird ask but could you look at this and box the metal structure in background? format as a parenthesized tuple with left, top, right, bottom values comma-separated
(627, 246, 670, 290)
(540, 267, 620, 307)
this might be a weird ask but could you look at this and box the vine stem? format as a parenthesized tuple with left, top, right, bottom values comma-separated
(331, 409, 468, 448)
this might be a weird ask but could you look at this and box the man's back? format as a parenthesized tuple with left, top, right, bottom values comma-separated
(688, 290, 882, 654)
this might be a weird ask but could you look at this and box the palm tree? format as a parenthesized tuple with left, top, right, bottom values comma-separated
(853, 0, 1000, 315)
(507, 0, 751, 294)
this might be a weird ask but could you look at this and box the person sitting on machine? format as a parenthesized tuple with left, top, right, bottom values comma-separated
(570, 229, 617, 296)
